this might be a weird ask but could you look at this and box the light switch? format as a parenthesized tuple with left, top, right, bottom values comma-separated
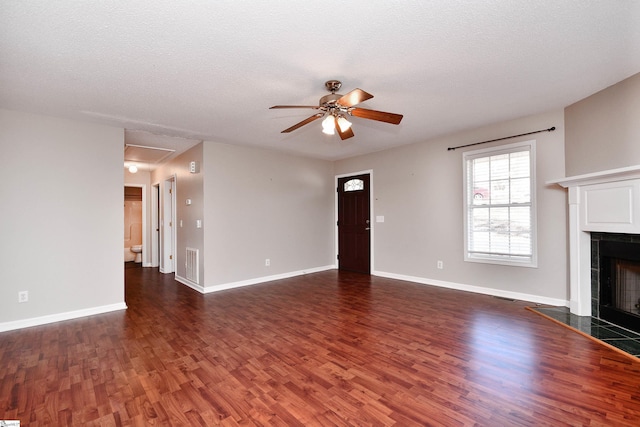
(185, 199, 192, 205)
(376, 216, 385, 223)
(196, 220, 202, 228)
(179, 220, 183, 227)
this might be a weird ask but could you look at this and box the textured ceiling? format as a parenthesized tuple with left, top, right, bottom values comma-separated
(1, 1, 640, 161)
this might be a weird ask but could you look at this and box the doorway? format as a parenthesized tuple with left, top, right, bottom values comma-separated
(337, 173, 371, 273)
(124, 184, 146, 265)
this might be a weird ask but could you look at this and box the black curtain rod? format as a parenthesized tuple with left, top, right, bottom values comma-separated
(447, 126, 556, 151)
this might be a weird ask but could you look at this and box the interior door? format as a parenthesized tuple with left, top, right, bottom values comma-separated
(338, 174, 371, 273)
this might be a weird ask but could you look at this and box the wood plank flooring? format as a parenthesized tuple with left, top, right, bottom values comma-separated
(2, 266, 640, 426)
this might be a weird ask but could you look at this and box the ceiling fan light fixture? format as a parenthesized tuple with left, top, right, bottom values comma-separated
(322, 115, 336, 135)
(337, 116, 352, 132)
(270, 80, 403, 140)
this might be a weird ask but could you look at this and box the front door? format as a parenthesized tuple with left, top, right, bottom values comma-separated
(337, 174, 371, 273)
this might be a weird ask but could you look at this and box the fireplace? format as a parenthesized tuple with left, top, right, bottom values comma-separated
(595, 234, 640, 333)
(551, 165, 640, 317)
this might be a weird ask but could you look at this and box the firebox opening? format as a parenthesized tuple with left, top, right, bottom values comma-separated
(599, 240, 640, 334)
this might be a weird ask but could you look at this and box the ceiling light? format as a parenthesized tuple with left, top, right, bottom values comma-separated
(337, 116, 352, 132)
(128, 165, 138, 173)
(322, 115, 335, 135)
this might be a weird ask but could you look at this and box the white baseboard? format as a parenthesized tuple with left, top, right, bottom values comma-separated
(182, 266, 567, 307)
(198, 265, 336, 294)
(0, 270, 566, 332)
(372, 270, 569, 307)
(0, 302, 128, 333)
(175, 274, 205, 293)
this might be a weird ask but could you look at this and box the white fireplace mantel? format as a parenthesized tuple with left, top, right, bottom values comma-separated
(549, 165, 640, 316)
(550, 165, 640, 188)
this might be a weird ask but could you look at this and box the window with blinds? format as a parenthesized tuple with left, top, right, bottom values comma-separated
(463, 140, 537, 267)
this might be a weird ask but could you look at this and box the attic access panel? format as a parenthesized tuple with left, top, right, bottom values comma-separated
(124, 144, 175, 164)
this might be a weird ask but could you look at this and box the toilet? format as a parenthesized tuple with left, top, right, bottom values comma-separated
(130, 245, 142, 263)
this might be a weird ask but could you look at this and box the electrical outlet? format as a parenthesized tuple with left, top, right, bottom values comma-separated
(18, 291, 28, 303)
(437, 260, 444, 269)
(265, 258, 270, 267)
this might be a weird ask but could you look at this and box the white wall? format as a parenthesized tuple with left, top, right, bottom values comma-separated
(335, 110, 568, 304)
(202, 141, 335, 288)
(565, 72, 640, 176)
(0, 109, 126, 331)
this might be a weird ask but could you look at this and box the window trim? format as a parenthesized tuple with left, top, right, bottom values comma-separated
(462, 140, 538, 268)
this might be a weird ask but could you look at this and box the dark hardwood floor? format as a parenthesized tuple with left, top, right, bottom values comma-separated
(2, 266, 640, 426)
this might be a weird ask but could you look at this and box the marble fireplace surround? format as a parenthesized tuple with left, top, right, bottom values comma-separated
(551, 165, 640, 316)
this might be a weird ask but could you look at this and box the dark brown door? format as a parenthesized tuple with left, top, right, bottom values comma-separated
(338, 174, 371, 273)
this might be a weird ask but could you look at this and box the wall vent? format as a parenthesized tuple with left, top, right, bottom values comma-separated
(186, 247, 199, 284)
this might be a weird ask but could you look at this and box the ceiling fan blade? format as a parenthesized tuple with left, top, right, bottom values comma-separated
(270, 105, 321, 109)
(337, 89, 373, 107)
(349, 107, 403, 125)
(335, 117, 355, 140)
(280, 113, 324, 133)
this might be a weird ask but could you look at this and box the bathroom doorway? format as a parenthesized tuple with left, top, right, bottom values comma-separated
(124, 184, 147, 265)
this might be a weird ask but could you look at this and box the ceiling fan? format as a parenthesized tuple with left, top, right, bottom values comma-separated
(270, 80, 403, 140)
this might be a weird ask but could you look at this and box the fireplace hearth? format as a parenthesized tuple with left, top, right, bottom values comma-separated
(595, 234, 640, 333)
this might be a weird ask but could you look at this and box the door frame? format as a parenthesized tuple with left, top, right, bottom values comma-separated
(151, 182, 160, 268)
(160, 175, 177, 274)
(335, 169, 374, 272)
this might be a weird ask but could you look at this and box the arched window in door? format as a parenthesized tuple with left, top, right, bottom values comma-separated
(344, 178, 364, 192)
